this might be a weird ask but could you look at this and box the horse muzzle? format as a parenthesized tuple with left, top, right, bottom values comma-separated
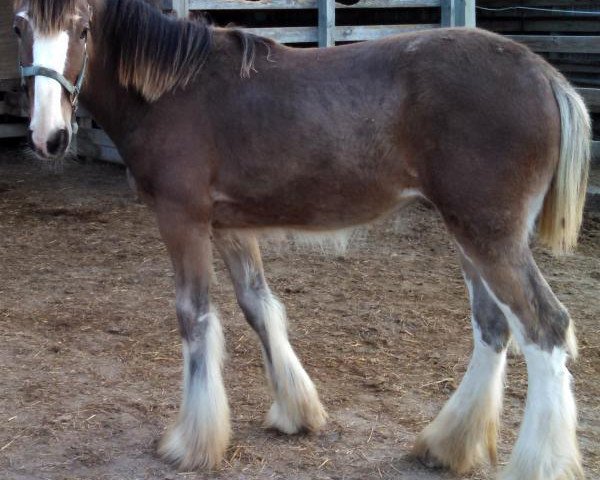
(28, 127, 70, 159)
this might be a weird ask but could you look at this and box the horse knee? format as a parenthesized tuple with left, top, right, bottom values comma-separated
(175, 295, 211, 341)
(463, 261, 510, 352)
(471, 283, 510, 352)
(502, 270, 576, 357)
(467, 250, 576, 358)
(236, 286, 270, 333)
(535, 299, 575, 354)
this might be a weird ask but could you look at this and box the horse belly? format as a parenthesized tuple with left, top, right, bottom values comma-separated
(210, 177, 417, 230)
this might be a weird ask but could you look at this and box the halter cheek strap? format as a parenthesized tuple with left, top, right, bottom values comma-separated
(20, 45, 88, 134)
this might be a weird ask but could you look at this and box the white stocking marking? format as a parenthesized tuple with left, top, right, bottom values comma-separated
(479, 280, 582, 480)
(261, 291, 327, 433)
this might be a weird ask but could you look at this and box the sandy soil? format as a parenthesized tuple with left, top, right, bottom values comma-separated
(0, 145, 598, 480)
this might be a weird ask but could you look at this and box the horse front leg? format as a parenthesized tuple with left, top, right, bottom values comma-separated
(214, 231, 327, 434)
(155, 209, 230, 470)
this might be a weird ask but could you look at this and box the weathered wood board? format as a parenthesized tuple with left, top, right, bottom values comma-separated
(189, 0, 441, 10)
(1, 0, 19, 81)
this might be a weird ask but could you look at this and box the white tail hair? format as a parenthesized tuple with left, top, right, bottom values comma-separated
(538, 76, 591, 254)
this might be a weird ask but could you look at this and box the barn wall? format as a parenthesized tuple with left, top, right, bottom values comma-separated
(477, 1, 600, 88)
(0, 0, 19, 82)
(476, 1, 599, 145)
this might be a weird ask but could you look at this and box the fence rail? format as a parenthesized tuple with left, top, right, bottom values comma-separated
(181, 0, 472, 44)
(507, 35, 600, 54)
(245, 23, 437, 43)
(187, 0, 442, 9)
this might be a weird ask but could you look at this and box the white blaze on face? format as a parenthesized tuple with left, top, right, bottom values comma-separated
(29, 30, 70, 153)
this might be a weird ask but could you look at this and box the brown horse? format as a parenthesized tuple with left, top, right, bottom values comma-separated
(12, 0, 590, 478)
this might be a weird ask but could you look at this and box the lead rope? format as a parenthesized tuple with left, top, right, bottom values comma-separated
(70, 43, 88, 135)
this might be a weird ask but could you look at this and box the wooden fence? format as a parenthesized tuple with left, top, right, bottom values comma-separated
(170, 0, 473, 45)
(476, 0, 600, 162)
(478, 1, 600, 87)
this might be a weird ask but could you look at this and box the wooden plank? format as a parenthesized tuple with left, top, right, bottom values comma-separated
(441, 0, 451, 26)
(246, 26, 317, 43)
(0, 0, 19, 81)
(592, 140, 600, 166)
(190, 0, 312, 8)
(245, 23, 437, 43)
(481, 0, 599, 7)
(458, 0, 476, 27)
(557, 64, 600, 74)
(1, 91, 27, 117)
(548, 54, 600, 66)
(586, 185, 600, 212)
(189, 0, 440, 10)
(0, 100, 24, 119)
(568, 75, 600, 87)
(318, 0, 335, 47)
(441, 0, 475, 27)
(77, 126, 115, 148)
(172, 0, 189, 17)
(338, 0, 440, 7)
(336, 23, 438, 41)
(440, 0, 449, 26)
(0, 123, 27, 139)
(577, 87, 600, 111)
(508, 35, 600, 53)
(76, 135, 123, 164)
(0, 78, 21, 91)
(478, 7, 600, 19)
(74, 117, 94, 161)
(479, 19, 600, 33)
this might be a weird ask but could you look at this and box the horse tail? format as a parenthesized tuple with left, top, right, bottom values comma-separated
(538, 75, 591, 254)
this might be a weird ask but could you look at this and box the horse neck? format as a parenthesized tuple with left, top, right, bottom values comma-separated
(78, 40, 146, 142)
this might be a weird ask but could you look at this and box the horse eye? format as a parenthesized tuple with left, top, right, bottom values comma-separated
(80, 27, 88, 40)
(13, 26, 21, 37)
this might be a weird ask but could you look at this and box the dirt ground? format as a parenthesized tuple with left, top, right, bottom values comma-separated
(0, 144, 598, 480)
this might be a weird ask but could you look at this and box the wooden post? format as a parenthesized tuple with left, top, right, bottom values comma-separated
(441, 0, 475, 28)
(172, 0, 189, 18)
(76, 115, 94, 162)
(318, 0, 335, 48)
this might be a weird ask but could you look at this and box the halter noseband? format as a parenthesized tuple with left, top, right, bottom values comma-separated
(20, 43, 88, 134)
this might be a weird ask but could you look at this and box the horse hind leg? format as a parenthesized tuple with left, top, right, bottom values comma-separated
(414, 252, 510, 473)
(472, 249, 582, 480)
(444, 224, 581, 480)
(215, 232, 327, 434)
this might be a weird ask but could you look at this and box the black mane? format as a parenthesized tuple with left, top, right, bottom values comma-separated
(99, 0, 271, 102)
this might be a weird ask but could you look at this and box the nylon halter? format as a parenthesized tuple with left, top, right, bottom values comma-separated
(20, 42, 88, 134)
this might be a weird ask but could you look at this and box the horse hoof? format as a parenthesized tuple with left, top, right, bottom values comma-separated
(158, 421, 229, 471)
(413, 443, 446, 470)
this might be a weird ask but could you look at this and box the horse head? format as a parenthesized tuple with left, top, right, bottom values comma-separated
(13, 0, 92, 159)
